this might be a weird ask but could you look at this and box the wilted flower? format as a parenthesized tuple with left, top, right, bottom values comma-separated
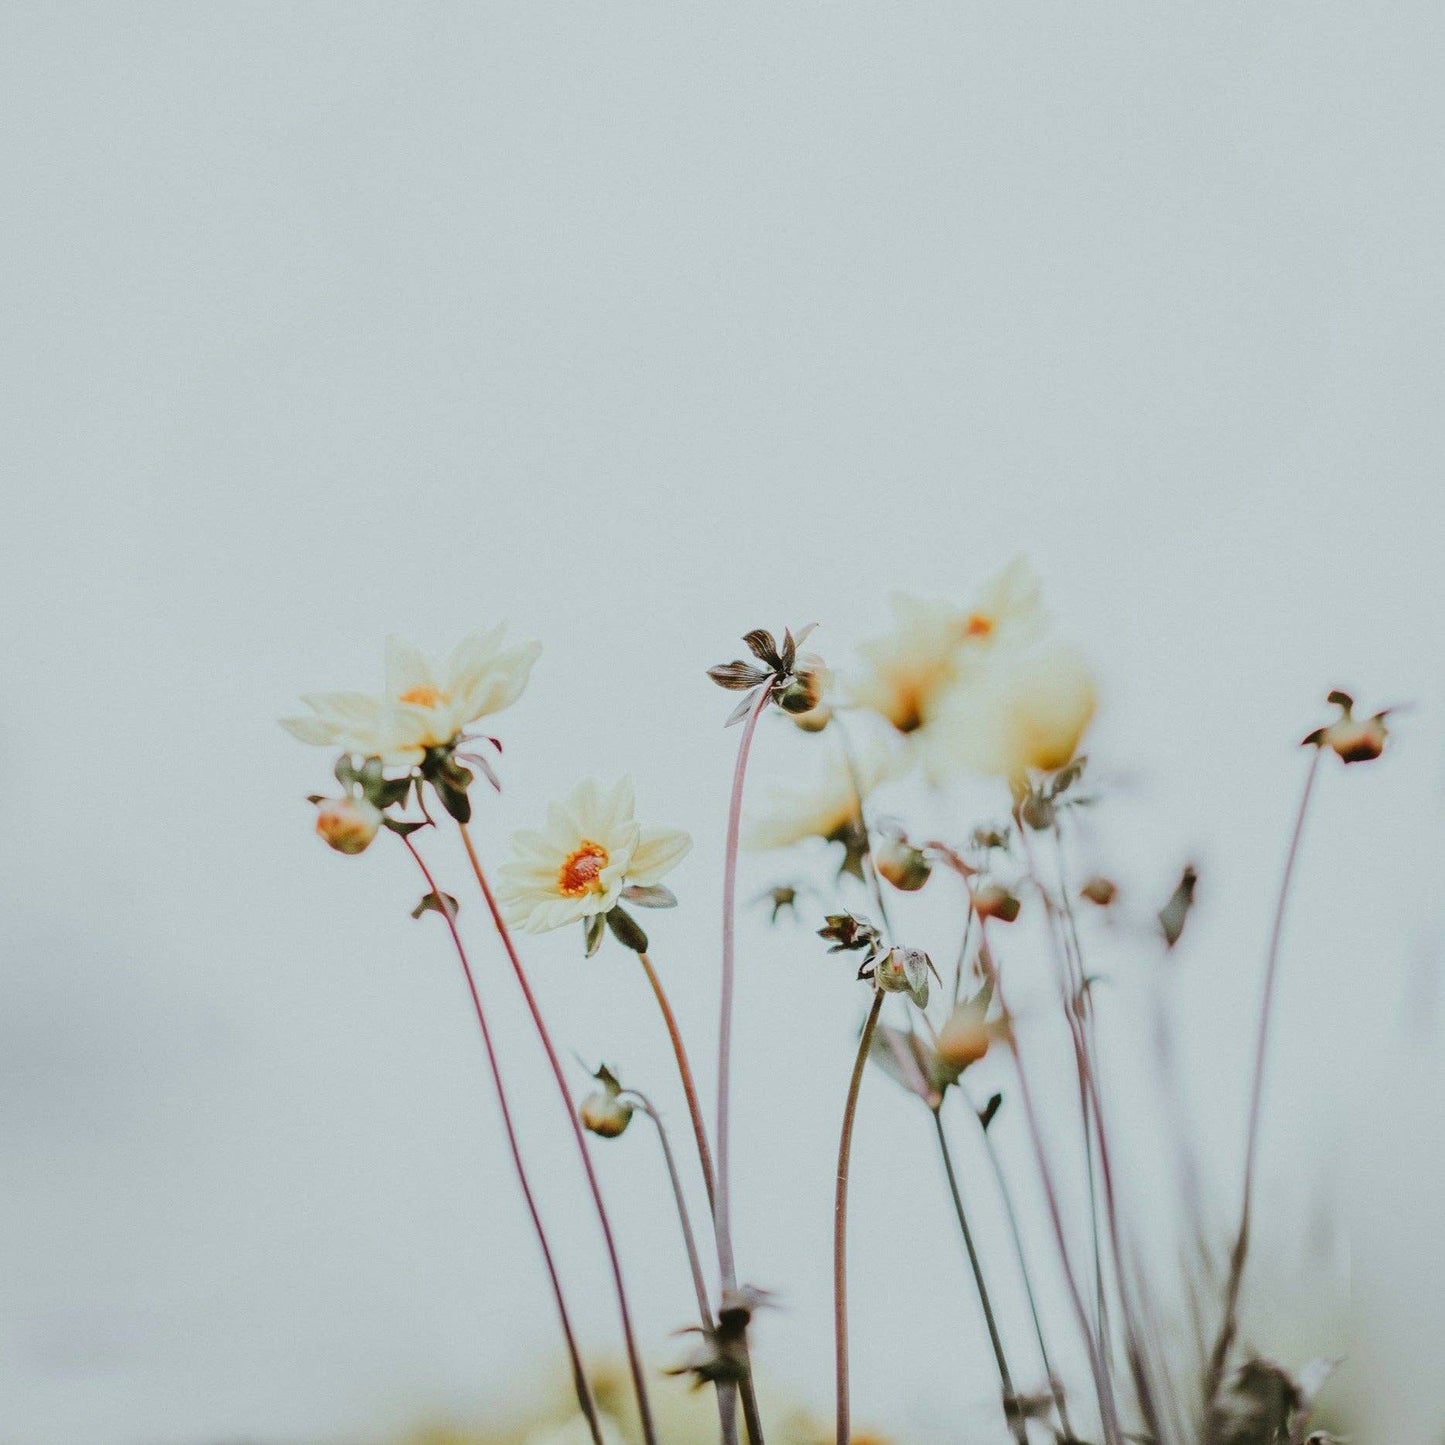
(707, 625, 825, 726)
(873, 826, 932, 891)
(313, 795, 382, 855)
(927, 639, 1096, 783)
(579, 1064, 634, 1139)
(851, 558, 1045, 734)
(745, 746, 897, 879)
(667, 1285, 773, 1390)
(498, 778, 691, 939)
(281, 627, 540, 768)
(1303, 690, 1392, 764)
(818, 911, 885, 960)
(874, 946, 933, 1008)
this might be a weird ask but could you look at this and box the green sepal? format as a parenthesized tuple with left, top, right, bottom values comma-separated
(605, 905, 649, 954)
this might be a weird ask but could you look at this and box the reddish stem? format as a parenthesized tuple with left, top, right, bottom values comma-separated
(400, 834, 603, 1445)
(457, 823, 658, 1445)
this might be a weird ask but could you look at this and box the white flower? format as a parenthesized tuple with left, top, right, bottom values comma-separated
(850, 557, 1045, 734)
(498, 778, 692, 933)
(281, 626, 541, 767)
(926, 638, 1096, 782)
(745, 746, 898, 852)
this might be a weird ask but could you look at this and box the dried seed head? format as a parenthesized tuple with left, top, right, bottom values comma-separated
(579, 1064, 633, 1138)
(314, 795, 383, 855)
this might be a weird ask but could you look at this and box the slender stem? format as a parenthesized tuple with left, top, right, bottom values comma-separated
(627, 1095, 738, 1445)
(1205, 748, 1322, 1421)
(965, 1085, 1076, 1440)
(637, 951, 717, 1215)
(931, 1109, 1028, 1445)
(400, 834, 603, 1445)
(834, 989, 885, 1445)
(456, 823, 658, 1445)
(717, 684, 772, 1290)
(717, 687, 774, 1445)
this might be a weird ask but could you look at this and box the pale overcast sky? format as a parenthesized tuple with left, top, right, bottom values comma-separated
(1, 6, 1441, 1444)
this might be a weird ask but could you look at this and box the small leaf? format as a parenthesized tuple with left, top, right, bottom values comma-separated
(382, 816, 427, 837)
(605, 905, 649, 953)
(583, 912, 606, 958)
(623, 883, 677, 909)
(333, 756, 360, 789)
(1158, 865, 1198, 949)
(456, 751, 502, 793)
(306, 793, 326, 805)
(411, 891, 459, 922)
(977, 1092, 1003, 1131)
(373, 775, 413, 809)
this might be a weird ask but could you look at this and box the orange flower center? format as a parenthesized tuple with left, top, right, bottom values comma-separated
(399, 684, 445, 708)
(558, 842, 609, 897)
(963, 612, 994, 638)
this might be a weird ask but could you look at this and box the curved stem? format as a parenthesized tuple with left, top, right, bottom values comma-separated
(833, 713, 892, 937)
(965, 1085, 1076, 1440)
(1205, 748, 1322, 1422)
(834, 989, 885, 1445)
(637, 951, 716, 1215)
(931, 1109, 1028, 1445)
(456, 823, 658, 1445)
(401, 834, 603, 1445)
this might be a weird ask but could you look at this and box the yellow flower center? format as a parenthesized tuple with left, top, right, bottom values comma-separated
(963, 612, 994, 638)
(399, 684, 445, 708)
(558, 841, 609, 897)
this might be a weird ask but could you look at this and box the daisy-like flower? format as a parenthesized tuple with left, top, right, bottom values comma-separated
(925, 638, 1096, 783)
(498, 778, 691, 941)
(281, 626, 541, 768)
(850, 557, 1045, 734)
(744, 745, 897, 878)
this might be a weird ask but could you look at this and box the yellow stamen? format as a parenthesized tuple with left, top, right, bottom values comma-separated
(558, 842, 609, 898)
(963, 612, 994, 639)
(399, 684, 445, 708)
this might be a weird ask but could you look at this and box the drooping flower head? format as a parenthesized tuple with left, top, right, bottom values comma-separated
(498, 778, 691, 951)
(281, 626, 541, 768)
(707, 624, 827, 726)
(1303, 689, 1394, 764)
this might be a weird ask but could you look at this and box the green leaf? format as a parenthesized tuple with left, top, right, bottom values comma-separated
(382, 817, 427, 837)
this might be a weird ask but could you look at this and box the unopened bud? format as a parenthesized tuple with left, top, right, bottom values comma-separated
(1080, 876, 1117, 907)
(972, 882, 1021, 923)
(580, 1089, 633, 1138)
(874, 835, 932, 892)
(935, 999, 1005, 1074)
(875, 946, 931, 1008)
(315, 795, 382, 855)
(1304, 690, 1391, 765)
(777, 655, 830, 717)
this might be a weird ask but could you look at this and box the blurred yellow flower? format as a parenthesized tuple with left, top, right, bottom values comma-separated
(282, 626, 541, 767)
(744, 746, 897, 853)
(498, 778, 691, 933)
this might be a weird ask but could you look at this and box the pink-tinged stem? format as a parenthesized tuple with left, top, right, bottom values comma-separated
(400, 834, 604, 1445)
(456, 823, 658, 1445)
(1206, 747, 1322, 1422)
(716, 684, 773, 1291)
(834, 989, 884, 1445)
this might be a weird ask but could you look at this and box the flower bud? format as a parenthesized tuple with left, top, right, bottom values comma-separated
(1080, 876, 1117, 907)
(874, 946, 932, 1008)
(1304, 690, 1391, 764)
(972, 882, 1021, 923)
(580, 1088, 633, 1138)
(874, 834, 932, 892)
(776, 655, 830, 718)
(935, 999, 1005, 1074)
(315, 795, 383, 855)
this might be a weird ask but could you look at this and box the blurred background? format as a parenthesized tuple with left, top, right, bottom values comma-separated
(1, 4, 1441, 1442)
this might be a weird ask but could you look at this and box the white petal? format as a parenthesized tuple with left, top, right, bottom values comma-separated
(444, 624, 506, 692)
(384, 635, 436, 698)
(627, 826, 692, 886)
(280, 715, 341, 746)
